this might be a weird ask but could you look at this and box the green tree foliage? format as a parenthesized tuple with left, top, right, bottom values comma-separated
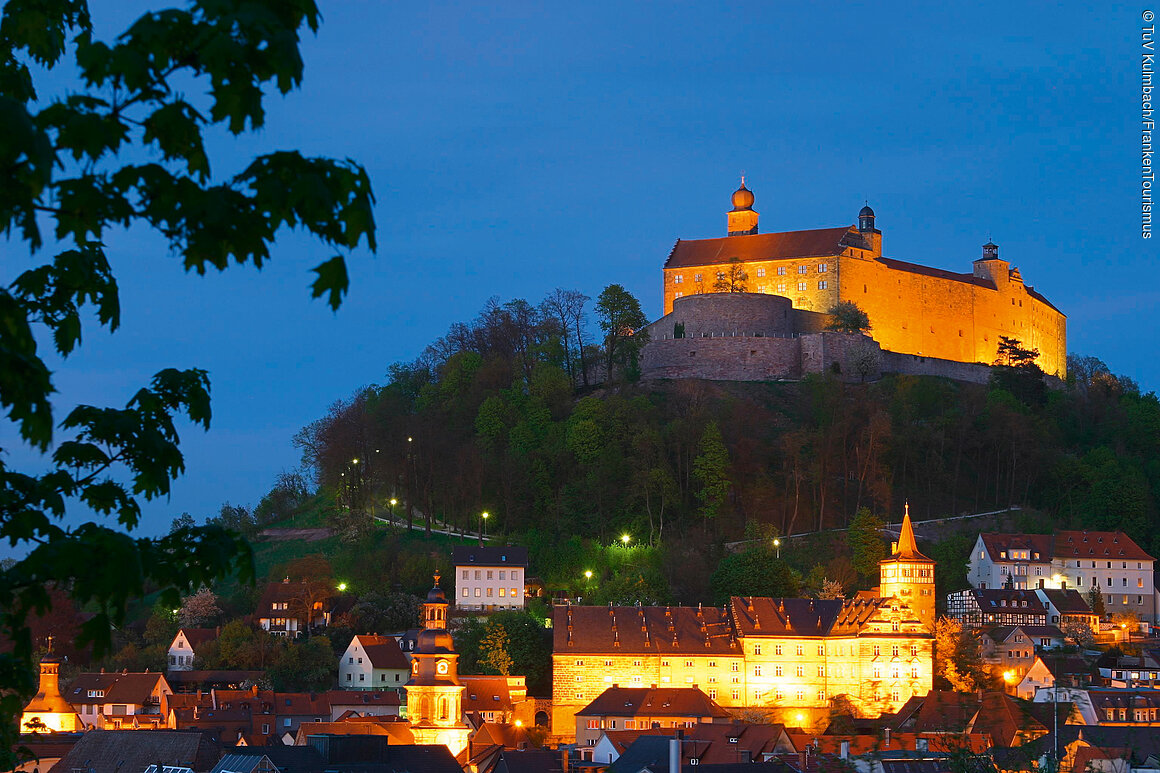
(265, 635, 335, 692)
(1086, 585, 1107, 618)
(990, 336, 1046, 405)
(710, 547, 802, 605)
(595, 284, 649, 383)
(693, 421, 731, 527)
(847, 508, 887, 585)
(342, 591, 422, 633)
(0, 1, 374, 762)
(933, 617, 989, 692)
(479, 622, 513, 676)
(825, 301, 872, 334)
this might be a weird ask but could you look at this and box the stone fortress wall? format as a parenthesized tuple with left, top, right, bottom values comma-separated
(640, 293, 996, 384)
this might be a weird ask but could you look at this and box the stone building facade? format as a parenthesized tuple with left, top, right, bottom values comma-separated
(660, 183, 1066, 378)
(550, 595, 932, 742)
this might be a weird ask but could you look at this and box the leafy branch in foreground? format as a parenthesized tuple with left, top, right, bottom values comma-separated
(0, 0, 375, 764)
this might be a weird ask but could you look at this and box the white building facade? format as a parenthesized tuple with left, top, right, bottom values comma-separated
(452, 546, 529, 611)
(967, 531, 1156, 623)
(338, 634, 410, 692)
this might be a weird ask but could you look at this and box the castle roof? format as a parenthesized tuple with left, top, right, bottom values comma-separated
(979, 533, 1055, 562)
(664, 227, 859, 269)
(554, 604, 739, 653)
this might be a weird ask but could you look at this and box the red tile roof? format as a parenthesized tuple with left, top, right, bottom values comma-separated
(1054, 531, 1154, 562)
(979, 534, 1055, 562)
(352, 634, 409, 670)
(731, 597, 896, 637)
(65, 672, 169, 706)
(554, 604, 738, 654)
(175, 627, 218, 651)
(664, 228, 860, 270)
(577, 687, 731, 720)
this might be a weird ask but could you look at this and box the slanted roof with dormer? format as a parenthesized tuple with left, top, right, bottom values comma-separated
(1054, 531, 1154, 562)
(554, 604, 739, 654)
(664, 227, 864, 270)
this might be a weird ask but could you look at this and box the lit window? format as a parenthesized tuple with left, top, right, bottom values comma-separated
(777, 266, 787, 276)
(818, 280, 827, 290)
(819, 263, 828, 273)
(797, 282, 806, 292)
(776, 283, 787, 293)
(475, 588, 481, 597)
(756, 268, 766, 277)
(499, 588, 506, 597)
(511, 588, 518, 597)
(675, 291, 683, 299)
(798, 265, 807, 274)
(674, 275, 683, 284)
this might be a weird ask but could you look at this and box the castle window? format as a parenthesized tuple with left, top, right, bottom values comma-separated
(819, 263, 828, 273)
(795, 690, 805, 701)
(756, 267, 766, 277)
(892, 690, 901, 702)
(754, 665, 762, 676)
(708, 688, 717, 699)
(716, 271, 725, 280)
(775, 666, 783, 676)
(675, 292, 683, 298)
(797, 282, 806, 292)
(796, 645, 803, 656)
(818, 280, 827, 290)
(864, 284, 867, 293)
(797, 265, 808, 274)
(777, 283, 787, 293)
(774, 645, 782, 656)
(959, 330, 963, 336)
(732, 689, 740, 700)
(796, 665, 804, 677)
(694, 273, 703, 282)
(777, 266, 787, 276)
(754, 645, 761, 655)
(674, 275, 683, 284)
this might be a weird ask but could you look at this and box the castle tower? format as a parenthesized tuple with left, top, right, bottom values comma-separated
(727, 178, 760, 236)
(972, 240, 1009, 286)
(858, 203, 882, 255)
(20, 642, 81, 733)
(405, 573, 469, 756)
(878, 505, 936, 627)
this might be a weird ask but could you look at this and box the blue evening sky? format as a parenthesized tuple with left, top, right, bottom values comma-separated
(4, 2, 1157, 541)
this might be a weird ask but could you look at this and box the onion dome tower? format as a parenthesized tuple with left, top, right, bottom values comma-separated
(878, 504, 936, 627)
(727, 177, 760, 236)
(20, 640, 81, 733)
(405, 573, 469, 755)
(858, 204, 876, 232)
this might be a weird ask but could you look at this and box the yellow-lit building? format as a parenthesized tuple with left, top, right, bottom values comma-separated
(405, 574, 470, 756)
(879, 507, 936, 628)
(551, 593, 933, 741)
(20, 652, 81, 733)
(662, 182, 1066, 377)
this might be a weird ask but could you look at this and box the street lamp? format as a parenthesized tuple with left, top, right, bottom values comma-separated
(337, 582, 348, 592)
(773, 539, 781, 559)
(621, 534, 631, 546)
(389, 498, 397, 519)
(479, 511, 490, 546)
(585, 570, 593, 580)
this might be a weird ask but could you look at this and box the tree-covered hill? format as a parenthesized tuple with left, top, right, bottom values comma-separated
(292, 292, 1160, 585)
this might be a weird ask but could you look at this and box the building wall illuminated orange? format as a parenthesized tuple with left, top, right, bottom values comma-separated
(661, 189, 1066, 378)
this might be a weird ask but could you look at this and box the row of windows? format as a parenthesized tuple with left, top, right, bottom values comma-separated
(461, 569, 521, 580)
(1107, 707, 1159, 721)
(344, 672, 401, 682)
(461, 587, 520, 597)
(983, 551, 1148, 572)
(671, 264, 830, 285)
(1070, 577, 1146, 588)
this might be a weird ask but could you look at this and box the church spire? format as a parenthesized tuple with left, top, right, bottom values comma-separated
(893, 502, 929, 560)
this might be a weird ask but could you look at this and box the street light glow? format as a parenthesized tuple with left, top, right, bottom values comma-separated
(482, 511, 490, 520)
(585, 570, 593, 579)
(390, 498, 397, 506)
(337, 582, 348, 592)
(773, 539, 780, 547)
(621, 534, 631, 544)
(352, 458, 358, 464)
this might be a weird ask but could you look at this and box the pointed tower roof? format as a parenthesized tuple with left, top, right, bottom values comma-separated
(891, 503, 933, 562)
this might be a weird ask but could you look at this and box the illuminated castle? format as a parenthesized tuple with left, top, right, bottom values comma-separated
(657, 181, 1067, 378)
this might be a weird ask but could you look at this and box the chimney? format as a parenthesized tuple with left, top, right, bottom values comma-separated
(884, 728, 891, 746)
(669, 735, 681, 773)
(840, 740, 849, 760)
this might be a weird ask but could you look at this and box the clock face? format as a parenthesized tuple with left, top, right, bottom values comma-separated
(436, 660, 449, 675)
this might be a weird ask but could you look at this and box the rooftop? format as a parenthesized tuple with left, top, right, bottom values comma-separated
(576, 687, 731, 719)
(451, 546, 530, 567)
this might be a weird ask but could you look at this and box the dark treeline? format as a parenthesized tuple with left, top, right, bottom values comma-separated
(294, 291, 1160, 562)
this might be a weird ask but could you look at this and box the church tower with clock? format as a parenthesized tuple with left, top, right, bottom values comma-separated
(405, 573, 469, 755)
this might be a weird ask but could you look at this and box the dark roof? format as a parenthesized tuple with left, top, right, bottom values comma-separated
(664, 227, 859, 270)
(176, 628, 218, 651)
(1029, 726, 1160, 763)
(554, 604, 738, 654)
(1054, 531, 1154, 561)
(494, 750, 563, 773)
(218, 742, 324, 770)
(1037, 589, 1092, 614)
(47, 730, 221, 773)
(167, 670, 263, 687)
(967, 589, 1048, 612)
(731, 597, 892, 637)
(451, 546, 529, 567)
(326, 689, 402, 707)
(303, 736, 464, 773)
(66, 671, 169, 705)
(351, 635, 410, 670)
(610, 737, 794, 773)
(979, 534, 1055, 562)
(211, 754, 276, 773)
(576, 687, 731, 719)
